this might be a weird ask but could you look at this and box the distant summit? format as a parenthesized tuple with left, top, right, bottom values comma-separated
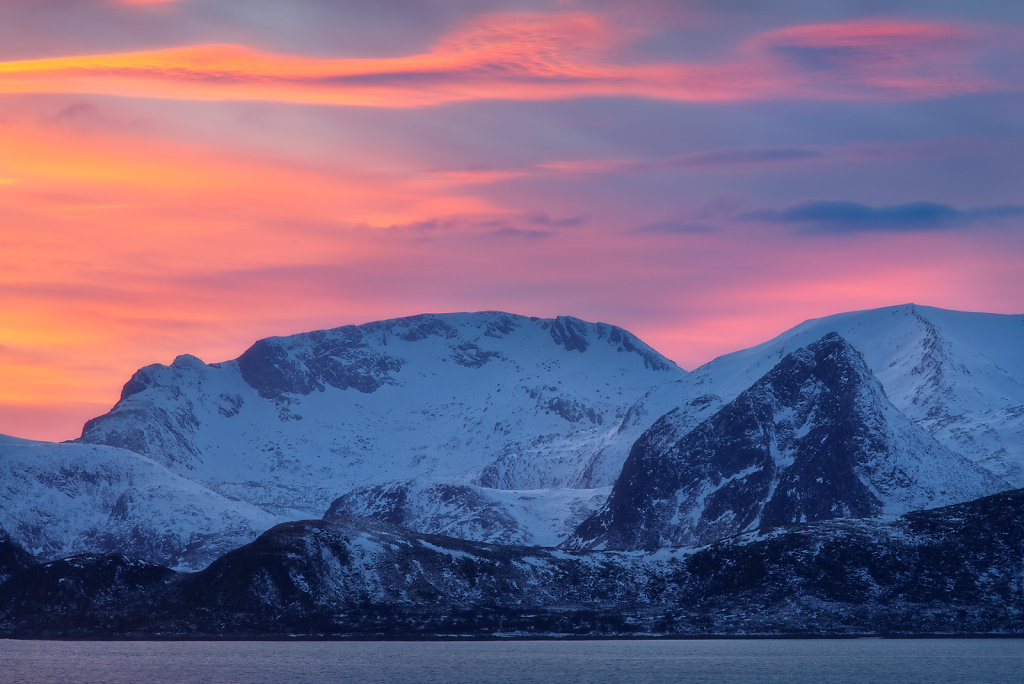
(686, 304, 1024, 485)
(568, 333, 1005, 550)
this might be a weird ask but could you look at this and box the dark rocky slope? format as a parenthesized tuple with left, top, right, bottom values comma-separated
(0, 554, 176, 637)
(0, 529, 35, 585)
(2, 488, 1024, 638)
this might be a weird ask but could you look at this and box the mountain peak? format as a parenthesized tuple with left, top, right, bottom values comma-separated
(567, 332, 1003, 551)
(781, 331, 879, 398)
(688, 304, 1024, 484)
(808, 329, 847, 349)
(171, 354, 205, 370)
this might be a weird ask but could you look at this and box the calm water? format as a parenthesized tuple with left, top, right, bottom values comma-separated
(2, 638, 1023, 683)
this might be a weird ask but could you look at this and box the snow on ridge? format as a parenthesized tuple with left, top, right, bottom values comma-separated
(223, 311, 679, 370)
(77, 311, 688, 536)
(326, 479, 611, 548)
(567, 331, 1007, 551)
(685, 304, 1024, 484)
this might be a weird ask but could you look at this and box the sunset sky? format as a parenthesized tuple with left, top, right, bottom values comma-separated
(1, 0, 1022, 441)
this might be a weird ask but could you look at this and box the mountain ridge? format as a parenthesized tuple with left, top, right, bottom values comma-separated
(2, 304, 1021, 569)
(683, 303, 1024, 484)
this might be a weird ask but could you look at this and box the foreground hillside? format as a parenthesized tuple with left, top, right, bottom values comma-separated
(2, 487, 1023, 638)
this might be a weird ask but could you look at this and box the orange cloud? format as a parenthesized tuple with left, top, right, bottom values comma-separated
(1, 13, 1020, 442)
(0, 15, 1009, 107)
(0, 108, 525, 439)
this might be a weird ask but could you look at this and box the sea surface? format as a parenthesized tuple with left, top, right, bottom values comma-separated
(2, 638, 1023, 683)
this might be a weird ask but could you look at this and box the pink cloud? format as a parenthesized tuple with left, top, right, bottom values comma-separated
(0, 15, 1013, 107)
(1, 9, 1021, 442)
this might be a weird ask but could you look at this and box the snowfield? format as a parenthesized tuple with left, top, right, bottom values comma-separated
(0, 435, 282, 570)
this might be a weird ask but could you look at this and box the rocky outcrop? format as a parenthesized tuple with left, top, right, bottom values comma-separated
(567, 333, 1004, 550)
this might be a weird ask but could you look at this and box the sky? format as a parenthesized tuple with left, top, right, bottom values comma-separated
(1, 0, 1022, 441)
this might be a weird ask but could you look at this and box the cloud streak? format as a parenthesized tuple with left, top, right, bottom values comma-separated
(744, 201, 1024, 233)
(537, 146, 828, 177)
(629, 221, 716, 235)
(748, 20, 994, 98)
(0, 15, 1013, 107)
(686, 148, 824, 165)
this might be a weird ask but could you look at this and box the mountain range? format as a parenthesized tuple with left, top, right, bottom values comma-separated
(1, 303, 1022, 637)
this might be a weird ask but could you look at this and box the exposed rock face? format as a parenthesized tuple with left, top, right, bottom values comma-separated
(235, 330, 406, 399)
(567, 333, 1005, 550)
(0, 529, 35, 585)
(685, 304, 1024, 485)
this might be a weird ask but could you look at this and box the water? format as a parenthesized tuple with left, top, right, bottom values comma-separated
(1, 638, 1022, 683)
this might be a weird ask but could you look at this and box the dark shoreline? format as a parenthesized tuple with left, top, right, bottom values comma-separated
(5, 632, 1024, 642)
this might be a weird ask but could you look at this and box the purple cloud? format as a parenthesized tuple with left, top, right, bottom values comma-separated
(744, 201, 1024, 233)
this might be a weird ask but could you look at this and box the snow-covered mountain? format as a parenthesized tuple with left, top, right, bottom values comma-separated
(0, 435, 283, 570)
(79, 313, 686, 526)
(5, 304, 1019, 564)
(567, 333, 1006, 550)
(684, 304, 1024, 484)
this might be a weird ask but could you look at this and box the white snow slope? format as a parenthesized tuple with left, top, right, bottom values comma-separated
(78, 313, 686, 533)
(0, 435, 284, 570)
